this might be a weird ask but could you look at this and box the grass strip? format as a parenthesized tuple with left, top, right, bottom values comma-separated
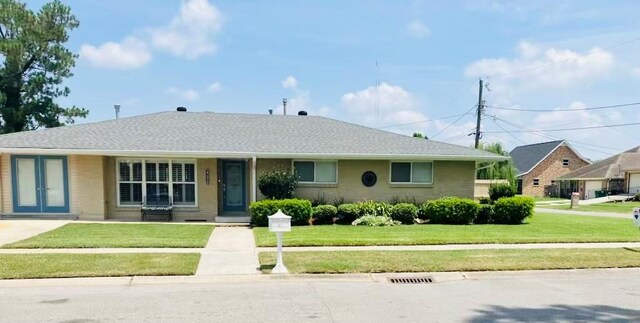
(3, 223, 214, 249)
(253, 213, 640, 247)
(0, 253, 200, 279)
(540, 201, 640, 214)
(259, 248, 640, 274)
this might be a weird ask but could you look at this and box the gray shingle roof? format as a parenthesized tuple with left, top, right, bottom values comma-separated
(0, 111, 505, 160)
(510, 140, 564, 175)
(557, 146, 640, 180)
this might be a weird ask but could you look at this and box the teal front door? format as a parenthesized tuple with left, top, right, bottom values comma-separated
(11, 155, 69, 213)
(222, 161, 246, 212)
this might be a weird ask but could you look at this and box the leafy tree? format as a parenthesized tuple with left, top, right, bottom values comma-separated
(0, 0, 87, 134)
(476, 142, 517, 185)
(412, 132, 428, 139)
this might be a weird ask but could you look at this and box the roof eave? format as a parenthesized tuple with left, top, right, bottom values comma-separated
(0, 148, 508, 162)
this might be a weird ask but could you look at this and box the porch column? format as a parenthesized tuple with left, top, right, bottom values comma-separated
(251, 156, 257, 203)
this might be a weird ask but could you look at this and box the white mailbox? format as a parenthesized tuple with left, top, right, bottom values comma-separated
(633, 208, 640, 228)
(268, 209, 291, 274)
(268, 209, 292, 232)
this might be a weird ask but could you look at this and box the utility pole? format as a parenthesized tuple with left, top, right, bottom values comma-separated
(474, 78, 483, 149)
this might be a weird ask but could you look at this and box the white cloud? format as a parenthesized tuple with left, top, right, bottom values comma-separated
(465, 41, 614, 94)
(79, 37, 151, 69)
(341, 82, 417, 114)
(166, 87, 199, 101)
(407, 20, 430, 38)
(630, 67, 640, 77)
(149, 0, 223, 59)
(281, 76, 298, 89)
(207, 82, 222, 92)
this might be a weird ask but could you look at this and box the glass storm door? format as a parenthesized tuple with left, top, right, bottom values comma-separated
(222, 161, 246, 212)
(11, 156, 69, 213)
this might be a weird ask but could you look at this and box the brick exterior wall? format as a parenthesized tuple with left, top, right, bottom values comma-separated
(520, 144, 590, 197)
(256, 159, 476, 203)
(69, 155, 106, 220)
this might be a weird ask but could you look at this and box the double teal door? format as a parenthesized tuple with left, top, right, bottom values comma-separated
(11, 156, 69, 213)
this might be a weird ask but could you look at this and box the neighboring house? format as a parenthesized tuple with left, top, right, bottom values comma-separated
(0, 109, 505, 222)
(556, 146, 640, 199)
(510, 140, 591, 197)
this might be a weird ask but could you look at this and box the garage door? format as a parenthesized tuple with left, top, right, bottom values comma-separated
(585, 180, 602, 199)
(629, 174, 640, 194)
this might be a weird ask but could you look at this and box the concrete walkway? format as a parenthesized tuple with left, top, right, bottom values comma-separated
(536, 207, 631, 219)
(195, 226, 260, 276)
(256, 242, 640, 252)
(0, 220, 69, 247)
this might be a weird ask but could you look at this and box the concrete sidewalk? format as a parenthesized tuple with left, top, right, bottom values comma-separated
(0, 220, 69, 247)
(536, 207, 631, 219)
(195, 226, 260, 276)
(2, 241, 639, 254)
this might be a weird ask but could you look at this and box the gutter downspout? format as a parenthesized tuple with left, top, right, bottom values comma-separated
(251, 156, 257, 204)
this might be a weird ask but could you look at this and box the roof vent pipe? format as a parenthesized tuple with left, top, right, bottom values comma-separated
(282, 98, 287, 115)
(268, 109, 273, 115)
(176, 107, 187, 112)
(298, 111, 307, 116)
(114, 104, 121, 119)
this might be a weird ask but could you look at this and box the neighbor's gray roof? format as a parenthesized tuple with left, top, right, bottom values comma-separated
(0, 111, 506, 160)
(557, 146, 640, 180)
(510, 140, 565, 175)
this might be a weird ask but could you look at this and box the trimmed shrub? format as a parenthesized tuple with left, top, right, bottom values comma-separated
(390, 203, 418, 224)
(634, 193, 640, 202)
(492, 196, 535, 224)
(352, 215, 400, 227)
(257, 171, 298, 199)
(249, 199, 312, 226)
(475, 204, 494, 224)
(356, 201, 392, 217)
(312, 205, 337, 225)
(423, 197, 479, 224)
(337, 203, 360, 224)
(489, 183, 516, 202)
(417, 202, 429, 220)
(478, 197, 491, 205)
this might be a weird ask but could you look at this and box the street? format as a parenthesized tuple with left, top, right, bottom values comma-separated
(0, 269, 639, 322)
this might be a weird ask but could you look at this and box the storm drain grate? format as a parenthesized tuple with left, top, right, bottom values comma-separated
(388, 276, 435, 284)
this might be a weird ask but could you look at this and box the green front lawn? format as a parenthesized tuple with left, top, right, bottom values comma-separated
(540, 201, 640, 214)
(531, 196, 569, 202)
(259, 248, 640, 274)
(3, 223, 214, 249)
(253, 213, 640, 247)
(0, 253, 200, 279)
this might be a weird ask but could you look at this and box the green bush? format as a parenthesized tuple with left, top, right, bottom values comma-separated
(489, 183, 516, 202)
(634, 193, 640, 202)
(390, 203, 418, 224)
(356, 201, 392, 217)
(478, 197, 491, 205)
(257, 171, 298, 199)
(249, 199, 312, 226)
(337, 203, 360, 224)
(352, 215, 400, 227)
(312, 205, 337, 225)
(417, 202, 429, 220)
(492, 196, 535, 224)
(474, 204, 494, 224)
(423, 197, 479, 224)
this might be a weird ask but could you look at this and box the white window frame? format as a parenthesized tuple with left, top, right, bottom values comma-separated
(562, 158, 569, 166)
(291, 160, 338, 184)
(533, 178, 540, 187)
(389, 161, 434, 184)
(116, 158, 198, 207)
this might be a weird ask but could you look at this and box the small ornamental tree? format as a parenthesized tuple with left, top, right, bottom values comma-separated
(257, 171, 298, 199)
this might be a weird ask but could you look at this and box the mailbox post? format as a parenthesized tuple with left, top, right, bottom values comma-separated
(633, 208, 640, 229)
(268, 209, 292, 274)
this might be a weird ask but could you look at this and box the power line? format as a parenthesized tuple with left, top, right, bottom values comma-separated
(483, 121, 640, 134)
(486, 102, 640, 112)
(430, 104, 477, 139)
(489, 117, 527, 145)
(377, 113, 470, 129)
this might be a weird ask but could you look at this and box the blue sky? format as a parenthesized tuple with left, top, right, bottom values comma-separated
(26, 0, 640, 159)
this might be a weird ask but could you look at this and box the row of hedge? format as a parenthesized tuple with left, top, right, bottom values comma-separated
(249, 196, 535, 226)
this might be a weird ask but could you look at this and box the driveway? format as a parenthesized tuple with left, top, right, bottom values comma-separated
(0, 220, 69, 247)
